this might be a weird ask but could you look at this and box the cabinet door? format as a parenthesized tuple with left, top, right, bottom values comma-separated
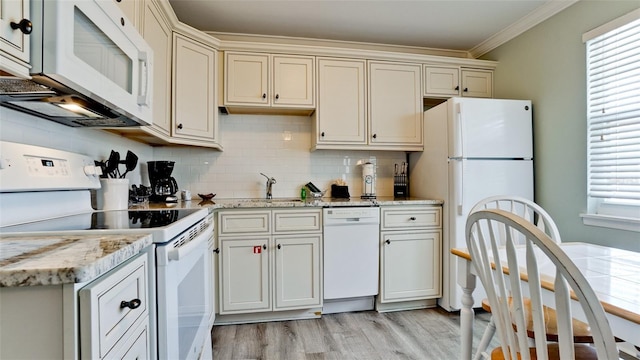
(315, 58, 367, 145)
(225, 52, 269, 105)
(424, 66, 460, 96)
(380, 230, 441, 303)
(141, 0, 171, 136)
(172, 33, 217, 141)
(273, 234, 322, 310)
(369, 61, 423, 148)
(272, 55, 314, 107)
(461, 69, 493, 98)
(0, 0, 30, 77)
(113, 0, 142, 32)
(220, 237, 271, 313)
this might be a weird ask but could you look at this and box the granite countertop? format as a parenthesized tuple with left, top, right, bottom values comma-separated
(0, 234, 152, 287)
(141, 196, 443, 210)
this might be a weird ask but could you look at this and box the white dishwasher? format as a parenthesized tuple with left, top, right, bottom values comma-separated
(323, 207, 380, 314)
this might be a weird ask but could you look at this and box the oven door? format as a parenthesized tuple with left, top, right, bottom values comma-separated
(156, 223, 213, 359)
(31, 0, 152, 125)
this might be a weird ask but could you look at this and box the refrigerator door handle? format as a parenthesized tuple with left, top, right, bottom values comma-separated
(454, 102, 464, 158)
(454, 159, 464, 215)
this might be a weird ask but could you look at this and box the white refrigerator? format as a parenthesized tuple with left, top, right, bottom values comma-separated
(409, 97, 534, 311)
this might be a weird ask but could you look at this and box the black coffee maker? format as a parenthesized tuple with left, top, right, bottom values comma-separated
(148, 161, 179, 203)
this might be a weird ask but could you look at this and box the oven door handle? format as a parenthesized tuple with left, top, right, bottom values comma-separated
(168, 227, 211, 262)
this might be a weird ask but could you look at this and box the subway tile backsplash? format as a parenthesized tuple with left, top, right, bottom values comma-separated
(1, 108, 409, 199)
(154, 114, 408, 199)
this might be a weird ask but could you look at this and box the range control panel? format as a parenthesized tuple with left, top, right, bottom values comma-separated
(0, 141, 101, 192)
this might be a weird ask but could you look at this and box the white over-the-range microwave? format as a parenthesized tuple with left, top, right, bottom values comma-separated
(0, 0, 154, 127)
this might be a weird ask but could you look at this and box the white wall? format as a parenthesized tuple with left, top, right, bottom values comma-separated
(0, 108, 407, 200)
(482, 1, 640, 251)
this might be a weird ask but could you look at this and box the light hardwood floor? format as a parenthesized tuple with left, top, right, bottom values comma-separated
(212, 308, 497, 359)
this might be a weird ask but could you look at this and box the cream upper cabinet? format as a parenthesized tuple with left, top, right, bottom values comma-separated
(424, 66, 460, 96)
(113, 0, 143, 33)
(368, 61, 423, 150)
(172, 32, 218, 142)
(0, 0, 30, 77)
(141, 0, 171, 137)
(461, 69, 493, 98)
(424, 65, 493, 98)
(314, 58, 367, 146)
(224, 52, 315, 110)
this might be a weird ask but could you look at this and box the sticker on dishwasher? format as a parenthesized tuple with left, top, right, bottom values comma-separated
(253, 246, 261, 254)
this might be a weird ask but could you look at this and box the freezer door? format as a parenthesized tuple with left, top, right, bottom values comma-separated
(444, 159, 534, 310)
(449, 98, 533, 159)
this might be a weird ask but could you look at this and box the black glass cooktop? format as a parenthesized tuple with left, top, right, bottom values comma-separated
(1, 208, 202, 233)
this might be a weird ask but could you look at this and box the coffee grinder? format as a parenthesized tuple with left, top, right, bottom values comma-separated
(148, 161, 179, 203)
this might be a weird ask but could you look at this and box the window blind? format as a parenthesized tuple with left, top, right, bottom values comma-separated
(586, 17, 640, 203)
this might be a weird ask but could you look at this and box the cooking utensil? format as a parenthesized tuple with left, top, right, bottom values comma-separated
(119, 150, 138, 179)
(104, 150, 120, 178)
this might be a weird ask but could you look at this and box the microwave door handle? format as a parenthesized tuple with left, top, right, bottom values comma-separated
(137, 51, 150, 106)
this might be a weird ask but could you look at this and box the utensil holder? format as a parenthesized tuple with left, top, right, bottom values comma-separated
(98, 178, 130, 210)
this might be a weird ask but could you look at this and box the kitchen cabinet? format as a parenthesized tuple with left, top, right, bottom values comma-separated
(314, 57, 368, 145)
(314, 59, 423, 151)
(172, 32, 219, 142)
(113, 0, 143, 33)
(141, 0, 172, 137)
(79, 252, 150, 359)
(377, 205, 442, 311)
(217, 209, 322, 316)
(0, 0, 30, 78)
(424, 65, 493, 98)
(368, 61, 423, 149)
(224, 51, 315, 113)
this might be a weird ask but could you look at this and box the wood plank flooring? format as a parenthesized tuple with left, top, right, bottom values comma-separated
(212, 308, 497, 360)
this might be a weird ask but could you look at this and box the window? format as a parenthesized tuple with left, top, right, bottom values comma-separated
(581, 9, 640, 232)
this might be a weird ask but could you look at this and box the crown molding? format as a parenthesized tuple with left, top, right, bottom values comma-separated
(469, 0, 580, 58)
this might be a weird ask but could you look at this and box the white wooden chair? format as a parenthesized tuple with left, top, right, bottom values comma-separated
(466, 209, 619, 360)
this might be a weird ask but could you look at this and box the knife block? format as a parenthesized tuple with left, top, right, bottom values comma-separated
(394, 174, 408, 198)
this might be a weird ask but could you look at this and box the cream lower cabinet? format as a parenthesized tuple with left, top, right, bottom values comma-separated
(379, 205, 442, 305)
(218, 209, 322, 315)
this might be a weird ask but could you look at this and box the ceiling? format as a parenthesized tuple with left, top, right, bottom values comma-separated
(167, 0, 572, 56)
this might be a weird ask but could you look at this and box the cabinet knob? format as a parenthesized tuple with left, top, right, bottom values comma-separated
(409, 217, 416, 221)
(372, 134, 377, 139)
(262, 93, 267, 99)
(463, 88, 469, 92)
(277, 244, 282, 250)
(120, 299, 142, 310)
(275, 94, 280, 100)
(213, 248, 220, 254)
(120, 17, 125, 26)
(385, 239, 391, 245)
(10, 19, 32, 35)
(177, 123, 183, 130)
(321, 132, 325, 137)
(454, 85, 460, 91)
(263, 244, 267, 250)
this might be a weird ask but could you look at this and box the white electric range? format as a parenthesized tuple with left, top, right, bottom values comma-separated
(0, 141, 213, 360)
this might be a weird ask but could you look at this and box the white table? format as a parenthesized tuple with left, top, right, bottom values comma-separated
(452, 242, 640, 360)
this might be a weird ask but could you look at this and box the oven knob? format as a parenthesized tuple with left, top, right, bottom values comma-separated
(83, 165, 100, 177)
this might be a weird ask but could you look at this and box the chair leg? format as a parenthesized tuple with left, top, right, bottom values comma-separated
(473, 316, 496, 360)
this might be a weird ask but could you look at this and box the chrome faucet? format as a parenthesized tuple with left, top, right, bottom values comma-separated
(260, 173, 276, 199)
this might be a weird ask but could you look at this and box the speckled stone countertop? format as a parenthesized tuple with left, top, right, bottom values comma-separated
(0, 234, 152, 287)
(140, 196, 443, 210)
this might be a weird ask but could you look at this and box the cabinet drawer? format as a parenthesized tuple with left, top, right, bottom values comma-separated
(218, 210, 271, 235)
(79, 253, 149, 359)
(273, 209, 322, 233)
(381, 206, 442, 230)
